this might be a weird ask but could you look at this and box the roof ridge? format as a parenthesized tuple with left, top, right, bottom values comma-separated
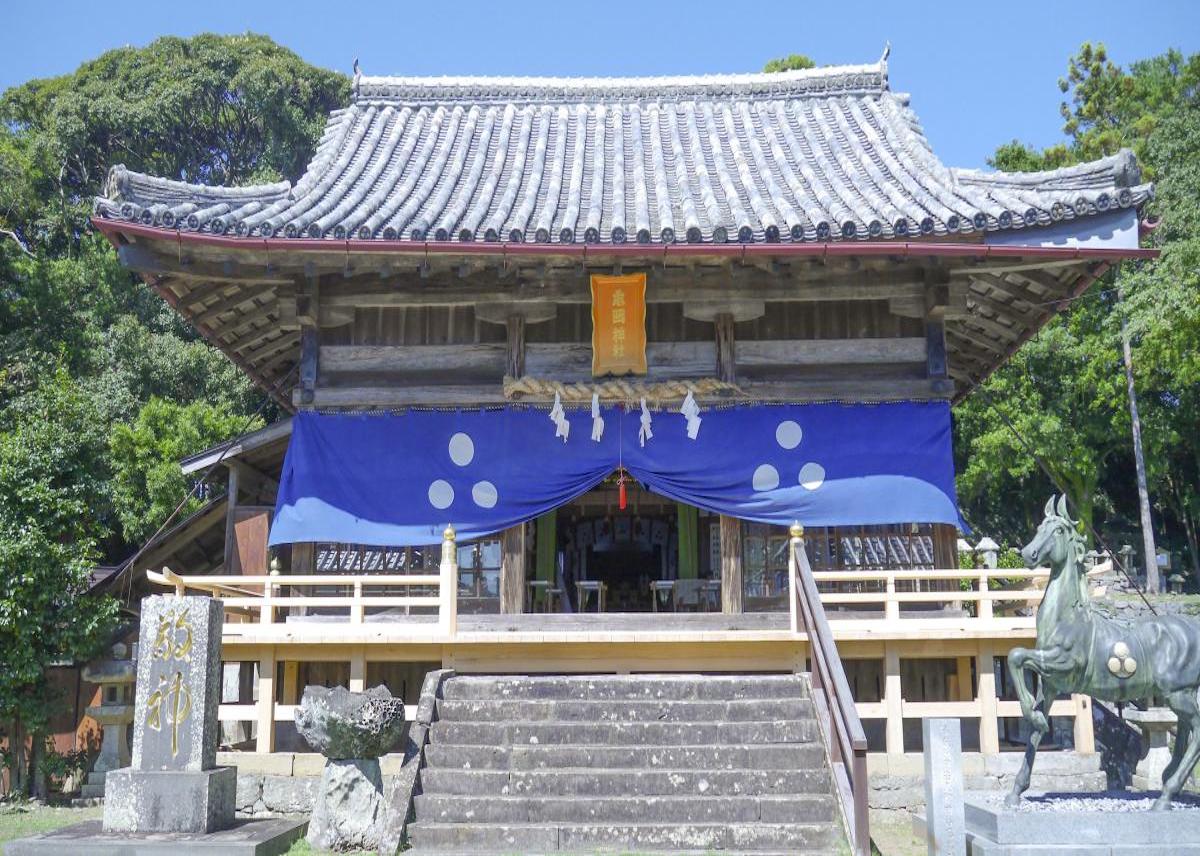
(352, 60, 888, 103)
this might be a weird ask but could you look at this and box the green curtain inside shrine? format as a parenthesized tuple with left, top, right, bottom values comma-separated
(676, 503, 698, 579)
(535, 510, 556, 584)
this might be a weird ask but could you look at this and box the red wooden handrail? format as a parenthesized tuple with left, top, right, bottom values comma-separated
(789, 526, 870, 856)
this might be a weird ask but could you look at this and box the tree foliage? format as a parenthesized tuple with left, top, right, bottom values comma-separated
(763, 54, 816, 73)
(957, 43, 1200, 579)
(0, 34, 348, 791)
(110, 398, 260, 544)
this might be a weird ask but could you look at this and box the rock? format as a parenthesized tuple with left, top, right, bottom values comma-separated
(294, 685, 406, 760)
(307, 759, 388, 852)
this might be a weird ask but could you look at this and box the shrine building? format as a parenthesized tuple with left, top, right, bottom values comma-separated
(91, 55, 1153, 853)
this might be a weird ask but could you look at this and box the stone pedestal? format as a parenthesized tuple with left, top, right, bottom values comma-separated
(1125, 707, 1177, 791)
(103, 768, 236, 833)
(959, 791, 1200, 855)
(307, 759, 388, 851)
(103, 595, 230, 833)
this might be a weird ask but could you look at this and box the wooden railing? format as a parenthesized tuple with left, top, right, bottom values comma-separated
(811, 566, 1051, 620)
(788, 525, 870, 856)
(147, 525, 461, 638)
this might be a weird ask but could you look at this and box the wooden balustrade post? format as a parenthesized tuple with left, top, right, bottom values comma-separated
(440, 525, 459, 638)
(978, 570, 993, 620)
(884, 643, 904, 756)
(351, 580, 364, 624)
(788, 523, 802, 635)
(977, 641, 1000, 755)
(1073, 693, 1096, 754)
(255, 649, 276, 753)
(885, 573, 899, 622)
(260, 575, 274, 625)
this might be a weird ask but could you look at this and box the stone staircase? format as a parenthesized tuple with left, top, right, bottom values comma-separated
(405, 673, 847, 854)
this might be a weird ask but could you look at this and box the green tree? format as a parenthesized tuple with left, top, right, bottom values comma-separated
(0, 373, 118, 796)
(763, 54, 816, 73)
(0, 32, 348, 253)
(956, 44, 1200, 580)
(110, 398, 260, 545)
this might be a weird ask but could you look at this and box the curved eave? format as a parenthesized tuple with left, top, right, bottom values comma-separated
(94, 217, 1158, 412)
(93, 217, 1158, 263)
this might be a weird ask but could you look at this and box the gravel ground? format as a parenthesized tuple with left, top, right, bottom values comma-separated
(972, 790, 1200, 812)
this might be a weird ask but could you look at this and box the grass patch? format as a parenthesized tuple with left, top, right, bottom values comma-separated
(0, 803, 102, 852)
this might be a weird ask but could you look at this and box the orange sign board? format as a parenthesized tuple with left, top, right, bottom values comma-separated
(591, 273, 648, 376)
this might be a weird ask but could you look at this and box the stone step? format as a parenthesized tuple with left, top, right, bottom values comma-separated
(413, 793, 836, 824)
(441, 674, 808, 702)
(406, 820, 836, 852)
(436, 696, 813, 723)
(419, 768, 830, 797)
(429, 718, 818, 747)
(424, 742, 828, 771)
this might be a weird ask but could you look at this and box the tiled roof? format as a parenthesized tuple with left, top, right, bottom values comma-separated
(94, 58, 1152, 246)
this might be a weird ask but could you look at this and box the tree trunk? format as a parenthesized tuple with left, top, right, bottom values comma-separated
(1120, 306, 1159, 592)
(29, 737, 48, 801)
(10, 716, 26, 797)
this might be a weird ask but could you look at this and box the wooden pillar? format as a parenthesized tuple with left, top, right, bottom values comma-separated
(884, 644, 904, 756)
(500, 524, 527, 614)
(291, 542, 314, 573)
(977, 641, 1000, 755)
(714, 312, 736, 384)
(297, 271, 320, 407)
(1073, 693, 1096, 754)
(506, 313, 526, 378)
(720, 515, 744, 614)
(924, 268, 949, 380)
(955, 656, 974, 702)
(281, 661, 299, 705)
(223, 465, 240, 572)
(255, 649, 276, 754)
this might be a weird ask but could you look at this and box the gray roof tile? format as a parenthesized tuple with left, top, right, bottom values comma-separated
(94, 59, 1153, 245)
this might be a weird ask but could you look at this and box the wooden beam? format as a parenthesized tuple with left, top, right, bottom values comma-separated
(298, 328, 318, 406)
(319, 272, 930, 309)
(117, 244, 289, 284)
(223, 465, 240, 575)
(192, 283, 276, 327)
(303, 377, 956, 408)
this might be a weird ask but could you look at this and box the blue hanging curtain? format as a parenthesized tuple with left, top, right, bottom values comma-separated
(269, 401, 964, 547)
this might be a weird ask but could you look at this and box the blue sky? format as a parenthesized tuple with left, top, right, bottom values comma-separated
(3, 1, 1197, 169)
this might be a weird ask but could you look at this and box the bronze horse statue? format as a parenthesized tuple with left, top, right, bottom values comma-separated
(1006, 496, 1200, 809)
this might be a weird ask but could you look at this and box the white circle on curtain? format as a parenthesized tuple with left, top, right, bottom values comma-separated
(775, 420, 803, 449)
(428, 479, 454, 509)
(448, 432, 475, 466)
(472, 480, 498, 509)
(799, 462, 826, 490)
(752, 464, 780, 492)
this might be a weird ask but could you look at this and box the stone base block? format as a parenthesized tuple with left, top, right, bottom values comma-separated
(960, 791, 1200, 855)
(103, 767, 236, 833)
(4, 817, 306, 856)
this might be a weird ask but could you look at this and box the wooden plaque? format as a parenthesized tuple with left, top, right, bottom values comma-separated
(590, 273, 647, 376)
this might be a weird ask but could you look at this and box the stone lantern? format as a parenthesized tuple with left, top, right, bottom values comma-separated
(79, 642, 137, 799)
(974, 537, 999, 570)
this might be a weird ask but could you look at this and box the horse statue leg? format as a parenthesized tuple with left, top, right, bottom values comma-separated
(1155, 687, 1200, 810)
(1005, 649, 1056, 808)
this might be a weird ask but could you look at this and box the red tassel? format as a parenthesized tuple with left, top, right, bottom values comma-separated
(618, 474, 628, 510)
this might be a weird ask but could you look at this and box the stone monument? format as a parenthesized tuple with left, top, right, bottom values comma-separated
(922, 718, 966, 856)
(8, 594, 306, 855)
(103, 595, 234, 833)
(78, 643, 136, 801)
(294, 684, 407, 851)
